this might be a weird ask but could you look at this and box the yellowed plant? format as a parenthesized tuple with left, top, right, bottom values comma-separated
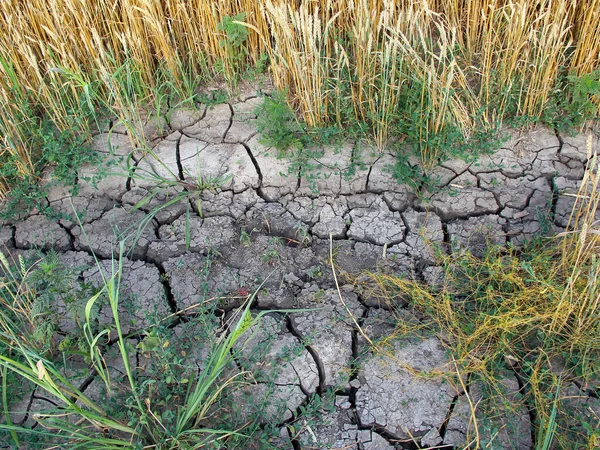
(554, 135, 600, 344)
(570, 0, 600, 77)
(1, 0, 600, 196)
(388, 7, 480, 164)
(262, 1, 340, 127)
(519, 0, 574, 117)
(348, 134, 600, 448)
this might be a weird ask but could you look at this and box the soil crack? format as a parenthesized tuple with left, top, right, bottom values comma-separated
(286, 315, 326, 394)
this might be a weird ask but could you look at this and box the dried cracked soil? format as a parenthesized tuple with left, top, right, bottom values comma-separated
(3, 93, 600, 449)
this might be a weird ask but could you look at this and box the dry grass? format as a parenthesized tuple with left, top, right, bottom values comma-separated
(0, 0, 276, 196)
(570, 0, 600, 76)
(351, 135, 600, 448)
(1, 0, 599, 195)
(555, 135, 600, 346)
(260, 0, 597, 154)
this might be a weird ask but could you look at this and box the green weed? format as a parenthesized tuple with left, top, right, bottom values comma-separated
(0, 89, 106, 220)
(0, 242, 284, 448)
(239, 227, 253, 247)
(544, 69, 600, 132)
(217, 13, 251, 82)
(255, 91, 305, 154)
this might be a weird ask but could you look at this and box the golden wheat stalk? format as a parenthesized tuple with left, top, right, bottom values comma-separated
(1, 0, 600, 196)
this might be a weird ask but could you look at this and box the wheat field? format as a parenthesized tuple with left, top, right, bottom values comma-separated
(1, 0, 599, 190)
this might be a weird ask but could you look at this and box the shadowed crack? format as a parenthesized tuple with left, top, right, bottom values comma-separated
(221, 103, 234, 141)
(174, 134, 185, 180)
(289, 363, 313, 397)
(295, 163, 302, 191)
(554, 129, 565, 155)
(31, 393, 59, 408)
(506, 359, 538, 448)
(75, 371, 98, 398)
(20, 393, 61, 429)
(55, 222, 75, 249)
(153, 261, 178, 313)
(125, 153, 142, 191)
(441, 162, 472, 177)
(7, 224, 16, 249)
(288, 425, 303, 450)
(188, 196, 202, 217)
(239, 141, 263, 186)
(441, 221, 451, 253)
(573, 379, 600, 399)
(550, 176, 560, 222)
(354, 420, 420, 450)
(286, 315, 326, 394)
(425, 200, 501, 221)
(438, 373, 471, 441)
(14, 391, 36, 427)
(348, 308, 369, 407)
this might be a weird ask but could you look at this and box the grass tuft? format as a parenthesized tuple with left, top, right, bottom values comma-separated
(350, 134, 600, 449)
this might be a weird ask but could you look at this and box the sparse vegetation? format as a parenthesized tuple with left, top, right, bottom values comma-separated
(1, 1, 600, 448)
(1, 0, 600, 199)
(0, 241, 287, 448)
(353, 136, 600, 449)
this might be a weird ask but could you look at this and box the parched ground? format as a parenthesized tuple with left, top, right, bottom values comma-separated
(2, 93, 599, 449)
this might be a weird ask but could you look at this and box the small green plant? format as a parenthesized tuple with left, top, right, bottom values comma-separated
(293, 223, 311, 247)
(216, 13, 250, 81)
(261, 248, 280, 266)
(306, 265, 323, 280)
(544, 69, 600, 132)
(260, 237, 283, 265)
(255, 92, 305, 154)
(0, 238, 280, 448)
(240, 227, 252, 247)
(0, 95, 106, 220)
(198, 88, 229, 107)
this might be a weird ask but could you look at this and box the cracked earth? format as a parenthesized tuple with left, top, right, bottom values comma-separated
(3, 93, 600, 449)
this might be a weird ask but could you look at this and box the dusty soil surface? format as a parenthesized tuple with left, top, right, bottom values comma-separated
(2, 94, 599, 449)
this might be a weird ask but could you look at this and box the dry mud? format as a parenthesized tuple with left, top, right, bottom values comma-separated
(2, 94, 599, 449)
